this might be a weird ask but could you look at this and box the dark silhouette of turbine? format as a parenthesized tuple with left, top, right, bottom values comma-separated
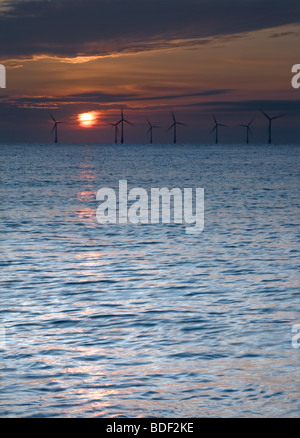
(147, 119, 160, 144)
(49, 113, 66, 144)
(210, 115, 227, 144)
(117, 109, 134, 144)
(168, 112, 185, 144)
(240, 119, 254, 144)
(261, 111, 283, 144)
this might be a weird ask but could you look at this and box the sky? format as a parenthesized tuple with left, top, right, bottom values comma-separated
(0, 0, 299, 143)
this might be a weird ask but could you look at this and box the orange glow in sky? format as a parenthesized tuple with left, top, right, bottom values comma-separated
(79, 112, 95, 127)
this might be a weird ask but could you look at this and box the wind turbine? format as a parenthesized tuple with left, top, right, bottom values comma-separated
(147, 119, 159, 144)
(168, 112, 185, 144)
(261, 111, 283, 144)
(109, 122, 119, 144)
(49, 113, 66, 144)
(210, 115, 227, 144)
(240, 119, 254, 144)
(117, 109, 134, 144)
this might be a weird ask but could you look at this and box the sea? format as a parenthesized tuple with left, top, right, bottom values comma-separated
(0, 143, 299, 418)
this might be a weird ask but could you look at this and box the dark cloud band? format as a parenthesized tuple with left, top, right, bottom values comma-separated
(1, 0, 300, 60)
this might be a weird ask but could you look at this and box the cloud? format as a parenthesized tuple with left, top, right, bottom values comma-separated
(1, 0, 300, 60)
(1, 89, 232, 109)
(189, 99, 300, 114)
(269, 30, 300, 38)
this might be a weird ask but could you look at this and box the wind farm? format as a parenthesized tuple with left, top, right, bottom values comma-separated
(46, 108, 290, 145)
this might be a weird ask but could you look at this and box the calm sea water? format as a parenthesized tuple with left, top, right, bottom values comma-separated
(0, 143, 299, 418)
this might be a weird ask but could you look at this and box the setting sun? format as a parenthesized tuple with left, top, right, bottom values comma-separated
(78, 112, 95, 127)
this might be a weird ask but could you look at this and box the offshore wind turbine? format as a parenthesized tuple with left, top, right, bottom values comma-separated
(117, 109, 134, 144)
(240, 119, 254, 144)
(261, 111, 283, 144)
(147, 119, 159, 144)
(168, 112, 185, 144)
(49, 113, 66, 144)
(210, 115, 227, 144)
(109, 122, 119, 144)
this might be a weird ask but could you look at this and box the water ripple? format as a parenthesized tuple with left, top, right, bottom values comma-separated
(1, 143, 299, 417)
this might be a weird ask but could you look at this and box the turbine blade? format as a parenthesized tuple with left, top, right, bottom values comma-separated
(172, 112, 176, 122)
(271, 115, 283, 120)
(213, 114, 217, 124)
(49, 112, 56, 122)
(168, 123, 175, 131)
(124, 119, 134, 126)
(261, 110, 270, 120)
(210, 126, 216, 134)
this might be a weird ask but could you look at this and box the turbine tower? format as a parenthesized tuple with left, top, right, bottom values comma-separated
(147, 119, 159, 144)
(49, 113, 65, 144)
(240, 119, 254, 144)
(117, 109, 134, 144)
(168, 112, 185, 144)
(261, 111, 282, 144)
(210, 115, 227, 144)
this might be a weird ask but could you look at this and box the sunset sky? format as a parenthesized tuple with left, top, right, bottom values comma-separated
(1, 0, 299, 143)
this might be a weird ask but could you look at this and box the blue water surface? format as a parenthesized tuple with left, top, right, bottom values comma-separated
(0, 143, 299, 417)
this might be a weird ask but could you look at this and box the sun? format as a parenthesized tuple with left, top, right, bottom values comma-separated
(78, 112, 95, 127)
